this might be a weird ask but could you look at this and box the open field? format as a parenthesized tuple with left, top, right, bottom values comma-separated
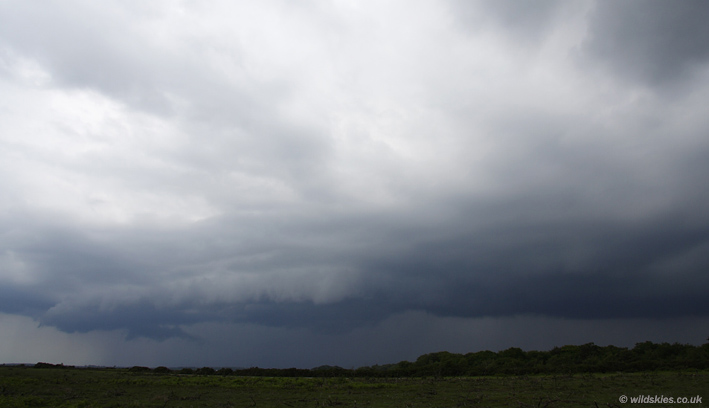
(0, 366, 706, 407)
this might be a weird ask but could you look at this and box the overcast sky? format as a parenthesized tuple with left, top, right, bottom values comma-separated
(1, 0, 709, 369)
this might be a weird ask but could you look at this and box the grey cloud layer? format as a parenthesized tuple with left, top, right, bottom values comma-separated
(582, 0, 709, 86)
(1, 0, 708, 344)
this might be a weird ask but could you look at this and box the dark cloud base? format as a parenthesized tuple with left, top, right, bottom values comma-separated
(5, 204, 709, 341)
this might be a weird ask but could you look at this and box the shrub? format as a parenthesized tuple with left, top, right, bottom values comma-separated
(216, 367, 234, 376)
(195, 367, 216, 375)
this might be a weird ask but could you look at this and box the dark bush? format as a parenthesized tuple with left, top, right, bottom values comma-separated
(195, 367, 216, 375)
(216, 367, 233, 376)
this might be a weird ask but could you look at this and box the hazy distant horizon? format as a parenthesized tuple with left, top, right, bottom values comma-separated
(7, 337, 709, 371)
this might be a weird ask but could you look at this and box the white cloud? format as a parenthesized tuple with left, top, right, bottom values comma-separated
(0, 80, 218, 225)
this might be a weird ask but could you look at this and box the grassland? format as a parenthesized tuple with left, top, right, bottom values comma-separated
(0, 366, 706, 407)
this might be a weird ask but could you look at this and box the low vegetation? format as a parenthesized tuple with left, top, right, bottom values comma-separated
(1, 367, 707, 407)
(0, 341, 706, 407)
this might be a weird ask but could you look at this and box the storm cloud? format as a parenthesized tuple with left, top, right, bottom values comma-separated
(1, 0, 708, 368)
(582, 0, 709, 86)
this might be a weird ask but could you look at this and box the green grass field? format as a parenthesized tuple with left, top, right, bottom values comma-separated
(0, 366, 706, 407)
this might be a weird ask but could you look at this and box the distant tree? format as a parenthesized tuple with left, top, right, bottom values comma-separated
(354, 366, 376, 377)
(195, 367, 216, 375)
(153, 366, 171, 374)
(216, 367, 233, 376)
(499, 347, 526, 361)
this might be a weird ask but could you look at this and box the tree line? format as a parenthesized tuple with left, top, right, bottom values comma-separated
(33, 340, 709, 377)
